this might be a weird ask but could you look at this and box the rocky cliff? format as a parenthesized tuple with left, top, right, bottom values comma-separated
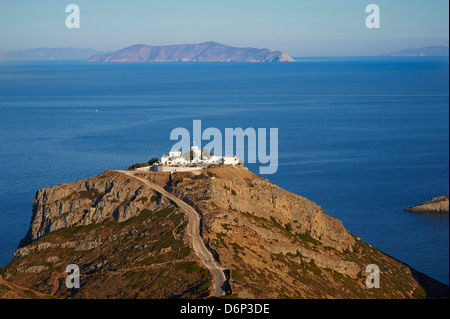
(405, 196, 449, 213)
(86, 41, 295, 63)
(1, 166, 448, 299)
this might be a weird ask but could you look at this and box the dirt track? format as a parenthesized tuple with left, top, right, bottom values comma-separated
(117, 170, 227, 296)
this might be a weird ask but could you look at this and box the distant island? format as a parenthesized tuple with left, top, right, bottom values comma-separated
(3, 44, 448, 61)
(0, 48, 110, 61)
(383, 45, 449, 57)
(86, 41, 295, 63)
(405, 196, 449, 213)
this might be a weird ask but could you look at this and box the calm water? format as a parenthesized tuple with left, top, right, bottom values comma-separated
(0, 58, 448, 285)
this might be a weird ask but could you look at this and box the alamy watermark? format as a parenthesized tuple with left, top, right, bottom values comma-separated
(65, 4, 380, 30)
(65, 4, 80, 29)
(365, 264, 380, 288)
(170, 120, 278, 175)
(366, 4, 380, 29)
(66, 264, 80, 289)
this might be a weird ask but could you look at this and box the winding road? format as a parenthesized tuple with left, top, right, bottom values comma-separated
(117, 170, 227, 297)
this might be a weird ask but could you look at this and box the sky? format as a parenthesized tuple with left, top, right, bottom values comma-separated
(0, 0, 448, 56)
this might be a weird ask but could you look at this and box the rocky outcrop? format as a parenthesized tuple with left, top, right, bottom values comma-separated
(86, 41, 295, 63)
(1, 166, 448, 299)
(19, 171, 171, 247)
(405, 196, 449, 213)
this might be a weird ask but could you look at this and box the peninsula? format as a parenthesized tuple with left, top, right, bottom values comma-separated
(86, 41, 295, 63)
(1, 154, 448, 299)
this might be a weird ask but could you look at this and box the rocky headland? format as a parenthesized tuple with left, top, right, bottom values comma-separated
(405, 196, 449, 213)
(1, 166, 448, 299)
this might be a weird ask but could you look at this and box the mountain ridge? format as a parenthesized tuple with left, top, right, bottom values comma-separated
(86, 41, 295, 63)
(0, 47, 111, 61)
(383, 45, 449, 56)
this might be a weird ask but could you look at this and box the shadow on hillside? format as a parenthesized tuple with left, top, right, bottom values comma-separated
(409, 267, 449, 299)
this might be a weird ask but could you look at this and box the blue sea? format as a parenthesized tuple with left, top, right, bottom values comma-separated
(0, 57, 448, 285)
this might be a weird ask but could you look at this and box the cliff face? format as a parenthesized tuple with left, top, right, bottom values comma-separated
(5, 170, 211, 299)
(404, 196, 449, 213)
(1, 166, 448, 299)
(19, 171, 171, 247)
(86, 42, 295, 63)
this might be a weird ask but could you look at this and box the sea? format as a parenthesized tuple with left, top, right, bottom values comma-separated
(0, 57, 448, 285)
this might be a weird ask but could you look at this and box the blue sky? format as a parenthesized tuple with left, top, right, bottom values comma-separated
(0, 0, 448, 56)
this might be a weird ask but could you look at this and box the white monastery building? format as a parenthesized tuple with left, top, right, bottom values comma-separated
(152, 145, 241, 172)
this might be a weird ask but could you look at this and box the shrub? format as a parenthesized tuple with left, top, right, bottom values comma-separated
(285, 223, 293, 232)
(196, 196, 211, 201)
(207, 171, 217, 177)
(175, 261, 203, 274)
(176, 247, 191, 260)
(148, 157, 159, 166)
(136, 196, 148, 204)
(78, 188, 104, 201)
(295, 232, 321, 246)
(154, 206, 175, 220)
(127, 162, 147, 170)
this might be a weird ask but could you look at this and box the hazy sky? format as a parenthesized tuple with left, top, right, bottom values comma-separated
(0, 0, 448, 56)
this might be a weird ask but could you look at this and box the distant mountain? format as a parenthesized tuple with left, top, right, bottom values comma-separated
(383, 45, 449, 57)
(1, 48, 111, 61)
(86, 41, 295, 63)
